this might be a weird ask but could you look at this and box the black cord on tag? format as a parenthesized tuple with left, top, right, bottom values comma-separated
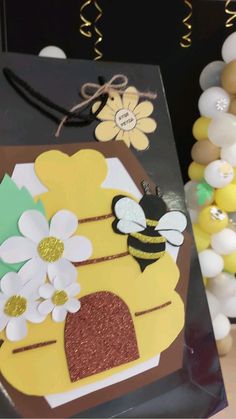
(3, 67, 108, 126)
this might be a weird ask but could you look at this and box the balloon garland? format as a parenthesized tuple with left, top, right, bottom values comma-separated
(186, 32, 236, 356)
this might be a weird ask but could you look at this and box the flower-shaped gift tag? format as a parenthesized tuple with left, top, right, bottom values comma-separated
(0, 209, 92, 284)
(93, 87, 157, 150)
(0, 272, 45, 341)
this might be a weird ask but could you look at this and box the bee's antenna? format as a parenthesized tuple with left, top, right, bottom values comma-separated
(156, 186, 163, 197)
(141, 180, 152, 195)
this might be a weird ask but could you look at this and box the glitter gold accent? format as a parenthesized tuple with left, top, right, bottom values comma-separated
(135, 301, 172, 317)
(4, 295, 27, 317)
(146, 219, 159, 227)
(225, 0, 236, 28)
(13, 340, 57, 354)
(128, 246, 165, 260)
(180, 0, 192, 48)
(131, 232, 166, 244)
(52, 290, 68, 306)
(38, 236, 64, 262)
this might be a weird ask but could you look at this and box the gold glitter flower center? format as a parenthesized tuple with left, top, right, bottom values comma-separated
(52, 290, 68, 306)
(38, 236, 64, 262)
(115, 109, 136, 131)
(4, 295, 27, 317)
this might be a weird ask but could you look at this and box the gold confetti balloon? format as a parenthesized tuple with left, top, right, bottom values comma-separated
(198, 205, 228, 234)
(191, 140, 220, 165)
(192, 117, 211, 141)
(221, 60, 236, 94)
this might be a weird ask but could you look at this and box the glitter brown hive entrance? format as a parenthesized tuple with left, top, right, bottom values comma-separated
(0, 142, 190, 417)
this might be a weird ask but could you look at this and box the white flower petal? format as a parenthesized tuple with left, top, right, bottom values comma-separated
(0, 237, 37, 263)
(65, 298, 81, 313)
(18, 210, 49, 243)
(20, 280, 40, 299)
(25, 301, 46, 323)
(48, 258, 78, 284)
(0, 313, 8, 331)
(52, 306, 67, 322)
(65, 283, 81, 297)
(53, 276, 70, 291)
(18, 257, 47, 285)
(39, 283, 55, 299)
(6, 317, 27, 341)
(63, 236, 92, 262)
(38, 299, 54, 315)
(0, 272, 23, 296)
(49, 210, 78, 240)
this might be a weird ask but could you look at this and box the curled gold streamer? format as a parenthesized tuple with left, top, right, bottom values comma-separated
(94, 0, 103, 60)
(180, 0, 192, 48)
(225, 0, 236, 28)
(79, 0, 92, 38)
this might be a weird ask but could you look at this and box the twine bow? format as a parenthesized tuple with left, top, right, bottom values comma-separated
(55, 74, 157, 137)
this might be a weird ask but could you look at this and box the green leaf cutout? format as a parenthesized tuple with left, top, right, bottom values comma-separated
(196, 180, 214, 206)
(0, 175, 45, 278)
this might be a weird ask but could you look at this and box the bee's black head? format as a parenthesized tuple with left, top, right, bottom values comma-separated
(140, 180, 167, 219)
(140, 194, 167, 220)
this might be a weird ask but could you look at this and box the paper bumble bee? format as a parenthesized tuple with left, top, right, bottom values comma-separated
(112, 182, 187, 271)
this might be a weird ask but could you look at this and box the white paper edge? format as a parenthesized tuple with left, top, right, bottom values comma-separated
(45, 355, 160, 408)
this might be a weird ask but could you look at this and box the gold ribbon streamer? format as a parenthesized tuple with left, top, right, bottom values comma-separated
(180, 0, 192, 48)
(225, 0, 236, 28)
(79, 0, 92, 38)
(94, 0, 103, 60)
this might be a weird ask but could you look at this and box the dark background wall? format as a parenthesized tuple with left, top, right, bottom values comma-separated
(0, 0, 234, 181)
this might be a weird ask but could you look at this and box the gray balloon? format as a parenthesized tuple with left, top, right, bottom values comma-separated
(199, 61, 225, 91)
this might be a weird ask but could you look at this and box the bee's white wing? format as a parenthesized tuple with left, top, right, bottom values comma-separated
(155, 211, 187, 246)
(114, 197, 146, 233)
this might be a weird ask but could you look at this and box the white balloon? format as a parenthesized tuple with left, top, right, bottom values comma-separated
(222, 32, 236, 63)
(221, 143, 236, 167)
(199, 249, 224, 278)
(211, 228, 236, 255)
(213, 313, 231, 340)
(39, 46, 66, 59)
(208, 113, 236, 147)
(199, 61, 225, 91)
(221, 295, 236, 317)
(204, 160, 234, 188)
(198, 87, 230, 118)
(208, 272, 236, 299)
(206, 290, 221, 320)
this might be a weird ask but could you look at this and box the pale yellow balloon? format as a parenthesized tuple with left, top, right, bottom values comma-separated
(192, 117, 211, 141)
(215, 184, 236, 212)
(223, 250, 236, 273)
(198, 206, 228, 234)
(188, 161, 205, 181)
(193, 224, 210, 251)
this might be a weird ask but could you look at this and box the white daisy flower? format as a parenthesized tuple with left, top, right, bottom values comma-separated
(0, 209, 92, 285)
(38, 276, 81, 322)
(0, 272, 45, 341)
